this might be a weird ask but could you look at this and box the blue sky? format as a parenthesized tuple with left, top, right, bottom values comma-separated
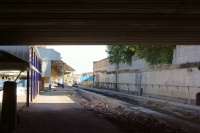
(47, 45, 108, 74)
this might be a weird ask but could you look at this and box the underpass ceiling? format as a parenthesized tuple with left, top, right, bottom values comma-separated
(0, 0, 200, 44)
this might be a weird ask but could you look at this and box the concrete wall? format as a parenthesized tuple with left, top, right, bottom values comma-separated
(93, 58, 109, 72)
(94, 57, 149, 72)
(173, 45, 200, 64)
(103, 72, 140, 92)
(94, 55, 200, 105)
(94, 45, 200, 105)
(95, 66, 200, 104)
(94, 57, 149, 92)
(118, 57, 149, 71)
(141, 67, 200, 104)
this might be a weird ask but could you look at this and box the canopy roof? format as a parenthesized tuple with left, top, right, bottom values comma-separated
(0, 50, 28, 71)
(52, 60, 75, 74)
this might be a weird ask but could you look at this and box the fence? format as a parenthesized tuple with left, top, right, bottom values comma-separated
(94, 82, 200, 105)
(94, 82, 137, 94)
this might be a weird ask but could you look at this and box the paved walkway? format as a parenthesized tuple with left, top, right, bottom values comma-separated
(15, 88, 124, 133)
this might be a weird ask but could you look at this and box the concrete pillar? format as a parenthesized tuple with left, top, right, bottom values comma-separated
(1, 81, 17, 132)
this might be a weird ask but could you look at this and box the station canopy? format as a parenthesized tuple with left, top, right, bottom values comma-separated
(0, 50, 28, 70)
(52, 60, 75, 75)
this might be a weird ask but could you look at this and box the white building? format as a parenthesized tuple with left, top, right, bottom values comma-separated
(38, 47, 62, 88)
(38, 47, 75, 89)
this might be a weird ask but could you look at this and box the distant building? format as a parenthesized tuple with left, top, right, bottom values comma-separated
(38, 47, 75, 89)
(80, 72, 93, 82)
(80, 72, 94, 88)
(38, 47, 61, 89)
(73, 74, 81, 84)
(51, 60, 75, 87)
(64, 64, 75, 86)
(93, 57, 149, 84)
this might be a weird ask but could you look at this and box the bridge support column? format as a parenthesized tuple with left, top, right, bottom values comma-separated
(1, 81, 17, 132)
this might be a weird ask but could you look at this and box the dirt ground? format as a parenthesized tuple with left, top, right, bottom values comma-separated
(73, 88, 200, 133)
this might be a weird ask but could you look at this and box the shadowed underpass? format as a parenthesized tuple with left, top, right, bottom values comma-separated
(0, 84, 198, 133)
(15, 88, 124, 133)
(13, 86, 200, 133)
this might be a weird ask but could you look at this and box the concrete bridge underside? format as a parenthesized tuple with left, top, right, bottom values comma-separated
(0, 0, 200, 44)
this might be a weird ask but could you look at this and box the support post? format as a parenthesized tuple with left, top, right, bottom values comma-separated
(30, 70, 33, 102)
(115, 63, 119, 90)
(1, 81, 17, 132)
(62, 62, 64, 88)
(49, 61, 52, 90)
(92, 72, 95, 88)
(26, 69, 30, 107)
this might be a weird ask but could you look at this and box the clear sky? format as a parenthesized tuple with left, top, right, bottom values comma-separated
(47, 45, 108, 74)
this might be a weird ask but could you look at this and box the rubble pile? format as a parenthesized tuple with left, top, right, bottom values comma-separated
(71, 89, 199, 133)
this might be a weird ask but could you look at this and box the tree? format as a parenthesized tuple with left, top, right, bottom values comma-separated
(106, 45, 135, 64)
(107, 45, 174, 65)
(106, 45, 135, 89)
(133, 45, 174, 65)
(106, 44, 174, 92)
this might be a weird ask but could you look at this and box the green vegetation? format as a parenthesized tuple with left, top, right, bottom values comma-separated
(106, 45, 174, 65)
(106, 45, 134, 65)
(106, 45, 174, 89)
